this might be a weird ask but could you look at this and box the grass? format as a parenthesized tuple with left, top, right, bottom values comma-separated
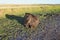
(0, 4, 60, 40)
(0, 4, 60, 18)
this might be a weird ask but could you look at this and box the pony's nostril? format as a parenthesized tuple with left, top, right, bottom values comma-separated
(29, 25, 31, 28)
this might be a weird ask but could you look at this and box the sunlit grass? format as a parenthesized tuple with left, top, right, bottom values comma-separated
(0, 5, 60, 40)
(0, 5, 60, 18)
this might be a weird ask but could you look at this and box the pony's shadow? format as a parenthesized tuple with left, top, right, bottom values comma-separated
(5, 14, 24, 26)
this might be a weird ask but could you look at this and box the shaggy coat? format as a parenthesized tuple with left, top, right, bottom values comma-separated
(24, 13, 39, 28)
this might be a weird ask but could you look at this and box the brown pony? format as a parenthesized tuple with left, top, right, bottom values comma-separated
(24, 13, 40, 28)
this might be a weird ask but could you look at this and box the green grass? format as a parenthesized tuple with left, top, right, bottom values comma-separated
(0, 5, 60, 18)
(0, 5, 60, 40)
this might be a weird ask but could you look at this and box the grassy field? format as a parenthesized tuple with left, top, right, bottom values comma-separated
(0, 4, 60, 40)
(0, 4, 60, 18)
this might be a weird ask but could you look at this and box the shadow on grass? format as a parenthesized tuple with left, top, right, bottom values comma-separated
(5, 14, 24, 26)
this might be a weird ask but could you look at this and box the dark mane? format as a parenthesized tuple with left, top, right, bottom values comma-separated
(25, 13, 35, 17)
(25, 13, 38, 20)
(30, 14, 38, 20)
